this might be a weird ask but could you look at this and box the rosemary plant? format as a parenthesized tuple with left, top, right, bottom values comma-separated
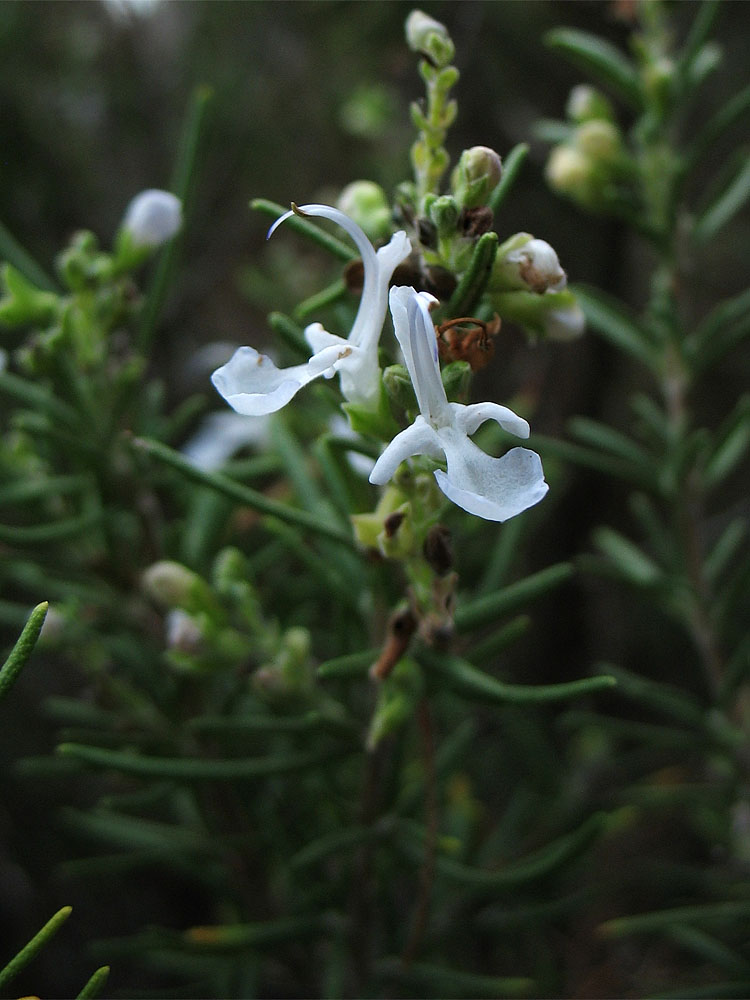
(0, 3, 747, 998)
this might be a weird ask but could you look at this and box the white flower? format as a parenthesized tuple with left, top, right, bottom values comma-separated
(211, 204, 411, 415)
(122, 189, 182, 247)
(369, 287, 548, 522)
(181, 410, 271, 471)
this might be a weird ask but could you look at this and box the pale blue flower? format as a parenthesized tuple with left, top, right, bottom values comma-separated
(370, 286, 548, 522)
(211, 204, 411, 415)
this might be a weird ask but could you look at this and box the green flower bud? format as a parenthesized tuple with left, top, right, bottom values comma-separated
(545, 144, 596, 203)
(440, 360, 472, 402)
(405, 9, 455, 67)
(451, 145, 503, 208)
(252, 626, 314, 705)
(383, 362, 418, 415)
(575, 120, 622, 164)
(142, 560, 217, 617)
(428, 194, 459, 237)
(337, 180, 393, 243)
(566, 85, 614, 124)
(492, 288, 584, 341)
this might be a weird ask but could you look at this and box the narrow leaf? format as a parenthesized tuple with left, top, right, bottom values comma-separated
(666, 924, 750, 976)
(377, 957, 535, 999)
(419, 648, 615, 705)
(568, 416, 652, 468)
(465, 615, 531, 666)
(290, 825, 380, 872)
(0, 905, 72, 990)
(398, 811, 606, 888)
(293, 277, 348, 321)
(0, 219, 58, 292)
(544, 28, 641, 107)
(600, 900, 750, 938)
(0, 510, 103, 545)
(693, 154, 750, 245)
(705, 518, 747, 586)
(0, 369, 80, 426)
(130, 435, 355, 549)
(687, 84, 750, 177)
(76, 965, 110, 1000)
(57, 741, 351, 780)
(692, 285, 750, 372)
(488, 143, 529, 214)
(678, 1, 722, 80)
(593, 526, 663, 586)
(317, 648, 379, 679)
(0, 601, 48, 702)
(0, 473, 90, 508)
(182, 915, 323, 952)
(268, 310, 309, 358)
(455, 562, 573, 633)
(704, 396, 750, 487)
(444, 231, 498, 317)
(602, 662, 705, 726)
(573, 284, 658, 368)
(138, 85, 213, 353)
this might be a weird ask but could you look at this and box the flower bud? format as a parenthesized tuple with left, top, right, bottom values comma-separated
(122, 189, 182, 248)
(166, 609, 205, 655)
(542, 296, 585, 341)
(575, 120, 622, 164)
(566, 85, 614, 124)
(142, 560, 215, 615)
(337, 180, 393, 243)
(440, 360, 472, 402)
(405, 9, 455, 67)
(383, 362, 418, 415)
(493, 233, 567, 295)
(545, 144, 596, 203)
(451, 145, 503, 209)
(490, 288, 584, 342)
(428, 194, 459, 237)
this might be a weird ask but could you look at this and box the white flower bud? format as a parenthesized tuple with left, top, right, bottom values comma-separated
(495, 234, 567, 294)
(122, 189, 182, 248)
(544, 301, 585, 341)
(405, 9, 454, 66)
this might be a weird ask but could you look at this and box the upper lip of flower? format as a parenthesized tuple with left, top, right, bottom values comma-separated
(211, 204, 411, 415)
(369, 286, 548, 522)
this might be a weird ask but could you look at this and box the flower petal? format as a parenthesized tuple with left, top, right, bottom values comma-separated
(211, 343, 348, 416)
(389, 286, 449, 425)
(453, 400, 530, 439)
(369, 416, 443, 486)
(436, 428, 548, 521)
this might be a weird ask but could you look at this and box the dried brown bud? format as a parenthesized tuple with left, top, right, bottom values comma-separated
(423, 524, 453, 575)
